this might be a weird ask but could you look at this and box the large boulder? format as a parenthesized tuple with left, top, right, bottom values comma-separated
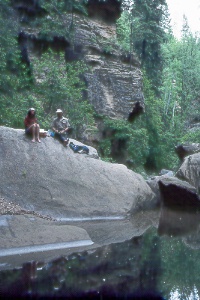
(176, 153, 200, 194)
(146, 173, 174, 205)
(146, 174, 200, 210)
(0, 126, 155, 219)
(175, 143, 200, 161)
(158, 177, 200, 211)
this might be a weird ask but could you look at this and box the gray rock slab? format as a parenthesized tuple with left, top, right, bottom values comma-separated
(58, 210, 159, 246)
(0, 208, 159, 270)
(0, 214, 94, 270)
(0, 215, 92, 249)
(0, 126, 155, 219)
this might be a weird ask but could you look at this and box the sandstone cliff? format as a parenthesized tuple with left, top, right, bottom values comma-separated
(11, 0, 144, 120)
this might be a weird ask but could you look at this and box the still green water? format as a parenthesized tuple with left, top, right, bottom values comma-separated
(1, 208, 200, 299)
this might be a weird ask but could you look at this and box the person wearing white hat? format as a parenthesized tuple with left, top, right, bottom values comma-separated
(24, 108, 41, 143)
(52, 109, 70, 146)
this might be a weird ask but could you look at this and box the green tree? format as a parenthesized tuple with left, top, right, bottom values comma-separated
(0, 1, 33, 127)
(31, 51, 95, 135)
(128, 0, 170, 90)
(116, 11, 131, 52)
(140, 72, 180, 171)
(160, 26, 200, 135)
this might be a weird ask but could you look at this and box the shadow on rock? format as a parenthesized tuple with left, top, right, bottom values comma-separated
(158, 178, 200, 212)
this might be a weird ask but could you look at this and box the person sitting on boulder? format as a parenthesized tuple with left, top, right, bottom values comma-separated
(24, 108, 41, 143)
(52, 109, 71, 146)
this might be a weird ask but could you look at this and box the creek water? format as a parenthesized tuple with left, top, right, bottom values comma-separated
(1, 207, 200, 299)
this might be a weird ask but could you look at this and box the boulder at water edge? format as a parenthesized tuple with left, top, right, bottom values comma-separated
(175, 143, 200, 161)
(158, 177, 200, 211)
(176, 152, 200, 195)
(0, 126, 155, 219)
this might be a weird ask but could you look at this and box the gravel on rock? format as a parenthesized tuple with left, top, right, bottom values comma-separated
(0, 197, 55, 221)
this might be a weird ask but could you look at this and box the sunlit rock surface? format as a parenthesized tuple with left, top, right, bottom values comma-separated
(0, 126, 159, 270)
(0, 126, 155, 219)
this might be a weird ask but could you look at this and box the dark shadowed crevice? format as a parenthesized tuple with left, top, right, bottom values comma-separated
(128, 101, 144, 123)
(86, 0, 122, 23)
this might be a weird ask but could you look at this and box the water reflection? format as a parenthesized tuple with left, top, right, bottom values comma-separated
(158, 207, 200, 237)
(170, 287, 199, 300)
(1, 207, 200, 299)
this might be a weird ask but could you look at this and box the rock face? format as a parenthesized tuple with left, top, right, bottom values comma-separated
(0, 127, 155, 219)
(146, 175, 200, 210)
(158, 177, 200, 211)
(11, 0, 144, 120)
(175, 143, 200, 161)
(80, 12, 143, 120)
(176, 153, 200, 194)
(146, 174, 174, 205)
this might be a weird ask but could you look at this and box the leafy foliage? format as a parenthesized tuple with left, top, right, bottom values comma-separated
(99, 117, 149, 171)
(29, 51, 95, 135)
(0, 4, 95, 134)
(160, 30, 200, 137)
(116, 11, 131, 52)
(117, 0, 170, 90)
(0, 2, 32, 127)
(116, 4, 200, 173)
(181, 130, 200, 144)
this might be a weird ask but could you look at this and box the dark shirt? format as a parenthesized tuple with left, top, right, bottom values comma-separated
(24, 116, 37, 129)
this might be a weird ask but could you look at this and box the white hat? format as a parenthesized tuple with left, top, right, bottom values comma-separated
(56, 109, 63, 113)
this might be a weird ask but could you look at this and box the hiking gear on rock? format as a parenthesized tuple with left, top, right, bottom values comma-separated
(69, 142, 89, 154)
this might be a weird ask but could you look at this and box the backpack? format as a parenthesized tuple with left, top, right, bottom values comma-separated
(69, 142, 89, 154)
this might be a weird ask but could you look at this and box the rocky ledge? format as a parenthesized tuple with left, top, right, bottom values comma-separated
(1, 126, 200, 269)
(0, 126, 155, 268)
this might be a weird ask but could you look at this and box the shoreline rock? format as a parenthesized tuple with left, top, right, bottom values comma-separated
(0, 126, 156, 219)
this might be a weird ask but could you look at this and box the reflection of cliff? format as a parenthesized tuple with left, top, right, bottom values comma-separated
(11, 0, 144, 120)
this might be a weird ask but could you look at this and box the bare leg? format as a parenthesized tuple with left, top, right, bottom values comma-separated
(36, 125, 41, 142)
(32, 126, 36, 142)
